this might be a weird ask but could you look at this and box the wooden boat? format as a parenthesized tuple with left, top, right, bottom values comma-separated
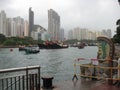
(78, 45, 85, 49)
(38, 41, 68, 49)
(25, 47, 40, 54)
(19, 45, 26, 51)
(78, 42, 85, 49)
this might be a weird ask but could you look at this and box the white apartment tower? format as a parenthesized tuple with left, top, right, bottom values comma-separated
(48, 9, 60, 41)
(107, 29, 112, 38)
(13, 16, 24, 37)
(11, 19, 17, 37)
(0, 11, 7, 35)
(73, 28, 81, 40)
(59, 28, 64, 41)
(68, 30, 73, 40)
(6, 18, 12, 37)
(24, 21, 29, 36)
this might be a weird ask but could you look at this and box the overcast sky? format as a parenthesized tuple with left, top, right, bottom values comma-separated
(0, 0, 120, 36)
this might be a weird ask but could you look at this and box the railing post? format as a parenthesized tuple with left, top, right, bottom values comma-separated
(18, 76, 21, 90)
(37, 67, 40, 90)
(30, 74, 34, 90)
(2, 79, 4, 90)
(6, 78, 8, 90)
(10, 78, 12, 90)
(30, 74, 31, 90)
(31, 74, 34, 90)
(26, 67, 28, 90)
(108, 58, 113, 85)
(22, 76, 25, 90)
(35, 74, 37, 90)
(14, 77, 16, 90)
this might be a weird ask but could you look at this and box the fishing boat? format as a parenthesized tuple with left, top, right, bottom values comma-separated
(78, 45, 85, 49)
(38, 41, 68, 49)
(25, 47, 40, 54)
(18, 45, 26, 51)
(78, 42, 85, 49)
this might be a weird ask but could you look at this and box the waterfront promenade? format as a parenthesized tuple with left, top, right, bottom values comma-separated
(0, 46, 120, 90)
(41, 79, 120, 90)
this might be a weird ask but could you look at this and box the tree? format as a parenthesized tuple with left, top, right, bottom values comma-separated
(0, 34, 6, 44)
(3, 39, 15, 45)
(118, 0, 120, 4)
(113, 20, 120, 43)
(112, 0, 120, 43)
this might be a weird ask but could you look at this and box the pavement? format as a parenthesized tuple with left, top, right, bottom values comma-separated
(41, 78, 120, 90)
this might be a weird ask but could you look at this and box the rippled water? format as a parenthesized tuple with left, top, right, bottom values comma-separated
(0, 46, 98, 82)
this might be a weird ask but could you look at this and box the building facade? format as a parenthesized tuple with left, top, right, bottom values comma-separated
(67, 27, 112, 40)
(29, 7, 34, 37)
(13, 16, 24, 37)
(24, 21, 29, 36)
(48, 9, 60, 41)
(0, 11, 7, 36)
(59, 28, 64, 41)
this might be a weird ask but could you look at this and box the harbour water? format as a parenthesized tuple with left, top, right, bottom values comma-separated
(0, 46, 98, 82)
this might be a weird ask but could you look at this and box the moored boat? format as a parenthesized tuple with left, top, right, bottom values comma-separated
(19, 45, 26, 51)
(78, 45, 85, 49)
(78, 42, 85, 49)
(25, 47, 40, 54)
(38, 41, 68, 49)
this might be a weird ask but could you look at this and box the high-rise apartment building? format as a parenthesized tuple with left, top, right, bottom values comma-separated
(24, 21, 29, 36)
(73, 27, 80, 40)
(11, 19, 17, 37)
(68, 30, 73, 40)
(0, 10, 29, 37)
(101, 29, 112, 38)
(48, 9, 60, 41)
(6, 18, 17, 37)
(0, 11, 7, 35)
(81, 28, 88, 40)
(59, 28, 64, 41)
(29, 7, 34, 37)
(95, 31, 102, 38)
(6, 18, 12, 37)
(67, 28, 112, 41)
(107, 29, 112, 38)
(13, 16, 24, 37)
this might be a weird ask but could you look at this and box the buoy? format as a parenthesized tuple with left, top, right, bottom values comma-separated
(10, 48, 13, 52)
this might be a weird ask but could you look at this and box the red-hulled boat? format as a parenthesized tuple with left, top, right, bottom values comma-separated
(38, 41, 68, 49)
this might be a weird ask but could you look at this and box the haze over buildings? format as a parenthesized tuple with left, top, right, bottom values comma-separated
(0, 0, 119, 37)
(1, 0, 119, 41)
(0, 8, 112, 41)
(67, 28, 112, 40)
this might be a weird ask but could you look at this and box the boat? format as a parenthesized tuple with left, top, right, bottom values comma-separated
(38, 41, 68, 49)
(78, 45, 85, 49)
(25, 47, 40, 54)
(78, 42, 85, 49)
(19, 45, 26, 51)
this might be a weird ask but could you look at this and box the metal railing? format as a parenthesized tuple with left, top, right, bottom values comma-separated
(0, 65, 40, 90)
(73, 58, 120, 81)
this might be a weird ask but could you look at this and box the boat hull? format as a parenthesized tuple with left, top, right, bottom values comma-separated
(38, 44, 68, 49)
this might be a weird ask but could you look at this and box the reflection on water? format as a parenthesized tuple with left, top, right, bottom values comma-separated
(0, 46, 98, 82)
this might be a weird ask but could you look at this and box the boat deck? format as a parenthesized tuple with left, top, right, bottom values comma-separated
(41, 79, 120, 90)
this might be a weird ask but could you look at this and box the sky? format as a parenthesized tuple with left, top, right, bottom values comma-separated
(0, 0, 120, 36)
